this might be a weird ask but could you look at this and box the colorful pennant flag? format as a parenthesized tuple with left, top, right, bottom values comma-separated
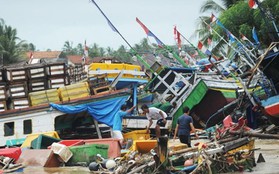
(107, 20, 117, 32)
(211, 13, 217, 24)
(216, 20, 226, 30)
(252, 27, 260, 44)
(84, 40, 89, 57)
(226, 31, 236, 43)
(136, 17, 164, 47)
(241, 33, 249, 41)
(82, 40, 89, 62)
(248, 0, 258, 9)
(198, 41, 211, 56)
(91, 0, 118, 32)
(174, 26, 182, 49)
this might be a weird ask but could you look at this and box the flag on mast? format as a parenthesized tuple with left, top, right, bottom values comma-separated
(82, 40, 89, 62)
(211, 13, 217, 24)
(174, 26, 182, 50)
(248, 0, 258, 9)
(84, 40, 89, 57)
(136, 17, 163, 47)
(226, 31, 236, 43)
(197, 41, 211, 56)
(241, 33, 249, 41)
(252, 27, 260, 44)
(29, 52, 33, 59)
(240, 33, 256, 47)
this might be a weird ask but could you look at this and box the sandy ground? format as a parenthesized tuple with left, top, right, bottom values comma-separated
(239, 139, 279, 174)
(11, 138, 279, 174)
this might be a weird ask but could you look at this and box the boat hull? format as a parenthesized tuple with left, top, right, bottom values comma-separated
(0, 89, 131, 147)
(263, 95, 279, 117)
(171, 80, 238, 129)
(261, 95, 279, 125)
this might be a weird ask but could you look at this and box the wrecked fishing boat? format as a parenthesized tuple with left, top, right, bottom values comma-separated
(0, 62, 134, 147)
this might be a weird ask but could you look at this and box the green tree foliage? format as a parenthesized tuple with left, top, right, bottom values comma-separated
(217, 0, 279, 47)
(106, 47, 114, 56)
(90, 43, 101, 58)
(21, 43, 36, 52)
(113, 45, 131, 63)
(200, 0, 225, 13)
(61, 38, 161, 64)
(63, 41, 76, 55)
(197, 0, 279, 56)
(0, 19, 26, 65)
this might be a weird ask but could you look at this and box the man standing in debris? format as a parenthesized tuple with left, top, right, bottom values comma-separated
(141, 104, 167, 138)
(112, 105, 136, 146)
(173, 106, 198, 147)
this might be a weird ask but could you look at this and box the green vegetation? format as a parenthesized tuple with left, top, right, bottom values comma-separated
(0, 19, 27, 65)
(196, 0, 279, 54)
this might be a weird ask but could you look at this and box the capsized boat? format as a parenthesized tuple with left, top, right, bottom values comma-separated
(145, 63, 264, 129)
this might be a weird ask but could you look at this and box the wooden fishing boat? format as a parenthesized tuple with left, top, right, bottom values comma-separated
(170, 77, 240, 129)
(66, 144, 109, 166)
(137, 91, 154, 104)
(146, 64, 263, 129)
(88, 62, 149, 89)
(260, 95, 279, 125)
(0, 88, 131, 147)
(261, 95, 279, 117)
(245, 42, 279, 126)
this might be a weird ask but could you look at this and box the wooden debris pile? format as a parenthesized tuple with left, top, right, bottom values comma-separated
(87, 115, 279, 174)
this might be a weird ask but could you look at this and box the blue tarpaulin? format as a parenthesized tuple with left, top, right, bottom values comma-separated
(50, 96, 129, 127)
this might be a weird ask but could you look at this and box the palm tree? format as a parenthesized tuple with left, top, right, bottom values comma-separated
(195, 0, 243, 55)
(115, 45, 130, 62)
(90, 43, 100, 58)
(106, 46, 114, 56)
(199, 0, 225, 14)
(99, 47, 106, 57)
(0, 19, 26, 65)
(76, 43, 83, 55)
(196, 0, 224, 48)
(21, 43, 36, 52)
(63, 41, 74, 54)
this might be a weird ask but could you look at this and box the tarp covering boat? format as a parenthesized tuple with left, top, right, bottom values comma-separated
(50, 96, 129, 127)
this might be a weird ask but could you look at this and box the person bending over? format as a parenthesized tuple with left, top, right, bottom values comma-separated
(141, 104, 167, 138)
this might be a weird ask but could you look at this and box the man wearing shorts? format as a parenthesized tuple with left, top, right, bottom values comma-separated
(141, 104, 167, 138)
(112, 105, 135, 145)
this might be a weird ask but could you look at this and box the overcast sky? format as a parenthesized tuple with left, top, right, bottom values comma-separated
(1, 0, 219, 51)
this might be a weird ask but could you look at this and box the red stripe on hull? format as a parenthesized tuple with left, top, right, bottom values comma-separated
(265, 103, 279, 117)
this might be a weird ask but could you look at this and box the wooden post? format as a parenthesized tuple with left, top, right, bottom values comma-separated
(93, 119, 102, 139)
(157, 136, 168, 173)
(229, 130, 279, 139)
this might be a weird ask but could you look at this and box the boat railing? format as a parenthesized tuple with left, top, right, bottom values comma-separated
(88, 69, 147, 78)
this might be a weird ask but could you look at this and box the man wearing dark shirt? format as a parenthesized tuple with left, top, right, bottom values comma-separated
(173, 106, 198, 147)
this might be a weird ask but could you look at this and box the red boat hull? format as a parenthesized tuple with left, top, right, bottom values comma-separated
(264, 102, 279, 117)
(0, 147, 21, 161)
